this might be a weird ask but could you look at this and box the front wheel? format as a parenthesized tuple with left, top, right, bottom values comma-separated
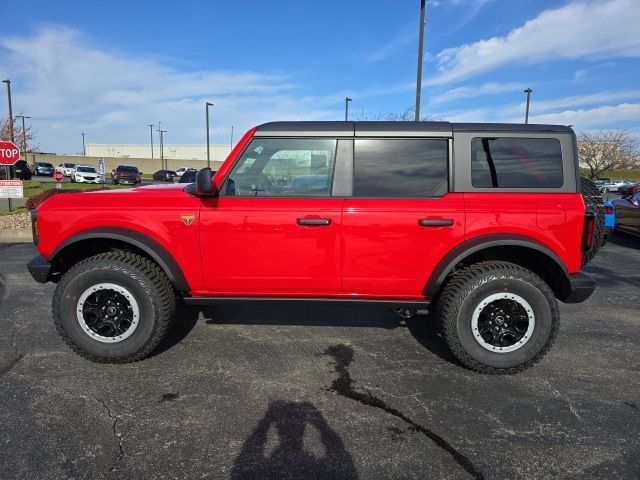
(53, 251, 176, 362)
(439, 261, 559, 374)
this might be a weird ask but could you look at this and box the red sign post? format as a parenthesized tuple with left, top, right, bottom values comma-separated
(0, 141, 21, 166)
(54, 170, 63, 189)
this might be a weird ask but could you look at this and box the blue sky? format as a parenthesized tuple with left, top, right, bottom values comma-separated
(1, 0, 639, 153)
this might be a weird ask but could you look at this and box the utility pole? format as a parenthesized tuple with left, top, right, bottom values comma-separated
(15, 115, 31, 166)
(524, 88, 533, 124)
(344, 97, 352, 121)
(230, 126, 234, 149)
(415, 0, 426, 121)
(149, 124, 154, 159)
(157, 128, 166, 170)
(157, 121, 163, 168)
(206, 102, 213, 169)
(2, 79, 14, 211)
(82, 132, 86, 157)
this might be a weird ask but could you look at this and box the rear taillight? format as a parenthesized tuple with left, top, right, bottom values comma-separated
(582, 212, 596, 252)
(604, 206, 613, 215)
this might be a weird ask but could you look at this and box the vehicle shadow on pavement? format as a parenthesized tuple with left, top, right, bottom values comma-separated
(230, 400, 358, 480)
(151, 303, 200, 357)
(405, 309, 463, 367)
(199, 304, 460, 367)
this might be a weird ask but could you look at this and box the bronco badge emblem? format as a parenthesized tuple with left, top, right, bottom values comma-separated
(180, 214, 195, 226)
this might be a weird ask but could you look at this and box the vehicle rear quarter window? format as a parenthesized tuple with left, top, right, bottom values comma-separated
(471, 137, 563, 188)
(223, 138, 337, 197)
(353, 139, 448, 197)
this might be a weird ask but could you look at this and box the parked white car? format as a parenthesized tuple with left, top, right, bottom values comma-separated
(599, 180, 634, 193)
(72, 165, 102, 183)
(174, 167, 189, 177)
(56, 163, 77, 177)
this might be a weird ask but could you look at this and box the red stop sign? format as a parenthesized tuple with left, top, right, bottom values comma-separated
(0, 141, 21, 166)
(54, 171, 63, 182)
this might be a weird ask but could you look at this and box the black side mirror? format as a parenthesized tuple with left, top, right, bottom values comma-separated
(196, 168, 214, 196)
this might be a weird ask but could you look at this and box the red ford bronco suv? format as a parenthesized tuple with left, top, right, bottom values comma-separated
(27, 122, 604, 373)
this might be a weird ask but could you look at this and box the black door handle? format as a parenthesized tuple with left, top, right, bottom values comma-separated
(297, 218, 332, 226)
(418, 219, 454, 227)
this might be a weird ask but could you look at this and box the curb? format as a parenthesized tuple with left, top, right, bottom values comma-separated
(0, 229, 32, 243)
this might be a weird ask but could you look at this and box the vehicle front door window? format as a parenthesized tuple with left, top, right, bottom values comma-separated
(222, 138, 337, 197)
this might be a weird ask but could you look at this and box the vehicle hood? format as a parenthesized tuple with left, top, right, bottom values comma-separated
(38, 184, 196, 211)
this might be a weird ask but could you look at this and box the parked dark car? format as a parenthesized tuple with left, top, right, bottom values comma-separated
(178, 168, 199, 183)
(111, 165, 142, 185)
(14, 160, 32, 180)
(33, 162, 55, 176)
(612, 192, 640, 237)
(152, 169, 177, 182)
(618, 182, 640, 197)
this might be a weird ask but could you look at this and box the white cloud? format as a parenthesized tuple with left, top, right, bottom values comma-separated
(430, 0, 640, 85)
(573, 70, 588, 84)
(516, 102, 640, 129)
(0, 26, 340, 152)
(498, 90, 640, 117)
(431, 99, 640, 131)
(430, 81, 525, 105)
(364, 25, 416, 63)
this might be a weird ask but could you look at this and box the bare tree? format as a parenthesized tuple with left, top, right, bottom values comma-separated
(0, 116, 40, 153)
(578, 130, 639, 179)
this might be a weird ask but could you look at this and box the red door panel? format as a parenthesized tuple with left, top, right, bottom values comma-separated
(200, 198, 344, 296)
(341, 194, 466, 299)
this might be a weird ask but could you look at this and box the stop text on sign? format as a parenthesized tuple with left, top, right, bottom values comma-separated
(0, 141, 21, 165)
(0, 147, 19, 157)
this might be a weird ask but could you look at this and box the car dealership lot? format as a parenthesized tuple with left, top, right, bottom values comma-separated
(1, 238, 638, 479)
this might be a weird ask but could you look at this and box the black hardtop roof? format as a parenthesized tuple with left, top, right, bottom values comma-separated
(254, 121, 573, 137)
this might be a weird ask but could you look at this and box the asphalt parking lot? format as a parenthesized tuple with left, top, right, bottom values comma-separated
(1, 236, 639, 479)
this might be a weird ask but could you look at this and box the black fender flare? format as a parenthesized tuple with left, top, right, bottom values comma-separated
(50, 227, 190, 292)
(423, 234, 569, 300)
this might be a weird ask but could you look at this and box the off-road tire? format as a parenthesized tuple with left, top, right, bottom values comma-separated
(580, 176, 605, 265)
(53, 251, 176, 363)
(439, 261, 559, 374)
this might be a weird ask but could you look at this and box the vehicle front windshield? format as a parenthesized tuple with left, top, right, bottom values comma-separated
(77, 166, 96, 173)
(117, 166, 138, 173)
(64, 163, 76, 168)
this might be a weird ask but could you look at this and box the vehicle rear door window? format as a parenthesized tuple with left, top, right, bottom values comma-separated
(471, 137, 563, 188)
(353, 139, 448, 197)
(223, 138, 337, 197)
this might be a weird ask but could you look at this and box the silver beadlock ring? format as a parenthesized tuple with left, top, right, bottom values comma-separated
(76, 283, 140, 343)
(471, 292, 535, 353)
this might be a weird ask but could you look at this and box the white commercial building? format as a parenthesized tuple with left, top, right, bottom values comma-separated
(85, 143, 232, 161)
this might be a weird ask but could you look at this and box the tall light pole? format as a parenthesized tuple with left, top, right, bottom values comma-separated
(206, 102, 213, 169)
(415, 0, 426, 121)
(157, 128, 166, 170)
(148, 124, 154, 159)
(82, 132, 86, 157)
(15, 115, 31, 165)
(2, 79, 14, 212)
(157, 121, 163, 168)
(344, 97, 352, 121)
(230, 126, 234, 149)
(524, 88, 533, 124)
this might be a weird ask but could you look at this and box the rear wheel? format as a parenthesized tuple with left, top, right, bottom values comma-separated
(53, 251, 176, 362)
(581, 176, 605, 265)
(439, 261, 559, 374)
